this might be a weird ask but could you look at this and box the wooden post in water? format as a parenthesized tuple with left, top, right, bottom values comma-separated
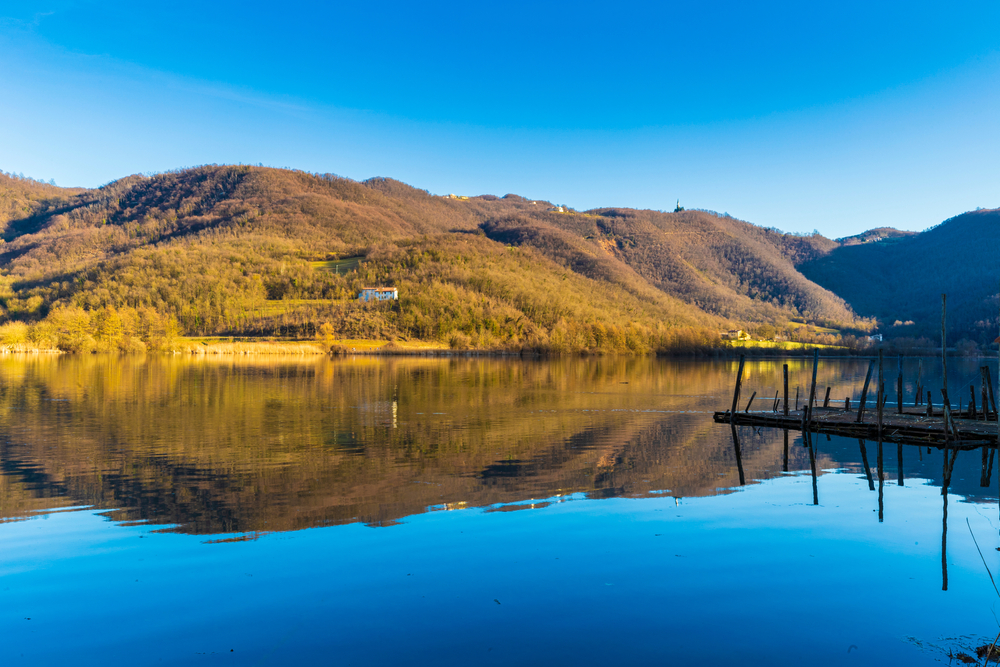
(730, 355, 745, 421)
(897, 354, 903, 415)
(772, 390, 779, 413)
(807, 349, 819, 425)
(981, 367, 989, 422)
(942, 294, 948, 393)
(987, 367, 998, 419)
(845, 397, 851, 411)
(877, 349, 884, 438)
(744, 391, 757, 413)
(795, 386, 800, 411)
(927, 390, 933, 417)
(783, 364, 789, 416)
(941, 294, 953, 442)
(916, 359, 923, 406)
(856, 359, 876, 423)
(970, 385, 977, 420)
(823, 386, 831, 408)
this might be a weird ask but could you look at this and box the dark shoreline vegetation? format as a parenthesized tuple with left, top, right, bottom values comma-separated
(0, 166, 996, 356)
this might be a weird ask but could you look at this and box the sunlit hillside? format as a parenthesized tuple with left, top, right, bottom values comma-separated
(0, 166, 871, 353)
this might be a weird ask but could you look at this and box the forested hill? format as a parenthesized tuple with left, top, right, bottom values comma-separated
(0, 166, 866, 352)
(798, 209, 1000, 345)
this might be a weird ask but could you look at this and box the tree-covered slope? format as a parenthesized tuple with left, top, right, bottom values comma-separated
(0, 165, 866, 352)
(798, 209, 1000, 344)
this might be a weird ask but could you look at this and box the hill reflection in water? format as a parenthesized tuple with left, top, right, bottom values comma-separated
(0, 355, 995, 533)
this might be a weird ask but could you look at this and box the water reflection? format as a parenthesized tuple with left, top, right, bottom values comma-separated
(0, 355, 995, 535)
(3, 355, 1000, 665)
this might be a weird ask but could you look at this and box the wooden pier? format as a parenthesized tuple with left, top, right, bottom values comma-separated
(714, 406, 998, 449)
(718, 293, 1000, 450)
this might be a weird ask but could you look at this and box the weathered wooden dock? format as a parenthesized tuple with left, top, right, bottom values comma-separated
(718, 295, 1000, 450)
(714, 406, 998, 449)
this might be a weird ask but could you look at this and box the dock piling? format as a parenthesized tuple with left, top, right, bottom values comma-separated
(730, 355, 745, 421)
(783, 364, 789, 416)
(897, 354, 903, 415)
(856, 359, 876, 424)
(823, 386, 831, 408)
(982, 366, 989, 421)
(877, 350, 884, 438)
(807, 349, 819, 424)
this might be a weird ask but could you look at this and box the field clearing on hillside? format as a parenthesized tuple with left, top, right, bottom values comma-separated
(258, 299, 336, 316)
(787, 322, 839, 334)
(310, 257, 363, 273)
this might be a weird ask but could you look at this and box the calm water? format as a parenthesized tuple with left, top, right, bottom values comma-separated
(1, 354, 999, 665)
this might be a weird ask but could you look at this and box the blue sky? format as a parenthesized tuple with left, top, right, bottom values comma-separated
(1, 1, 998, 237)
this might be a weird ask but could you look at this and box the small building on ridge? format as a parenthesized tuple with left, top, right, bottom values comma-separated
(358, 287, 399, 302)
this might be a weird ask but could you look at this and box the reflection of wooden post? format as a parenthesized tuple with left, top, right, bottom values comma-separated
(897, 443, 904, 486)
(807, 349, 819, 425)
(982, 446, 990, 488)
(942, 448, 958, 591)
(806, 430, 818, 506)
(783, 364, 789, 416)
(857, 360, 875, 423)
(783, 429, 789, 472)
(877, 438, 884, 523)
(730, 423, 745, 486)
(858, 439, 875, 491)
(730, 355, 745, 421)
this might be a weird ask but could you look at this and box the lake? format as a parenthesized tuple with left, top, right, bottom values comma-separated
(1, 354, 999, 665)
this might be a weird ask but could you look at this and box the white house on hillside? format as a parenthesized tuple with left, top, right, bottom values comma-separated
(358, 287, 398, 302)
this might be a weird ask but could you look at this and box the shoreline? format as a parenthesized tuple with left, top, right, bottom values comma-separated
(1, 338, 995, 359)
